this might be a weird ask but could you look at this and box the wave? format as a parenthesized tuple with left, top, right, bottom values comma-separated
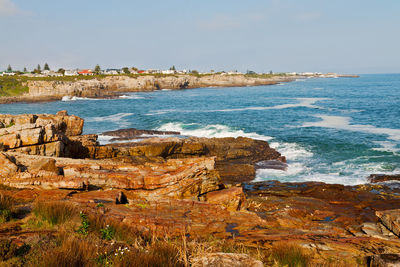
(157, 122, 273, 141)
(302, 115, 400, 141)
(61, 96, 103, 101)
(214, 98, 330, 112)
(86, 113, 134, 129)
(119, 94, 145, 99)
(372, 141, 400, 154)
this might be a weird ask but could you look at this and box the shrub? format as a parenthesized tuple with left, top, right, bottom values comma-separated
(33, 201, 76, 226)
(100, 225, 115, 240)
(0, 239, 30, 261)
(76, 212, 90, 236)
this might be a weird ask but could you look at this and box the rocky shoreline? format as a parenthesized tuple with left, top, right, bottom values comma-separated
(0, 74, 302, 104)
(1, 111, 400, 266)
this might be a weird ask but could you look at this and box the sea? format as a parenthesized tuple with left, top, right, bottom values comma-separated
(1, 74, 399, 185)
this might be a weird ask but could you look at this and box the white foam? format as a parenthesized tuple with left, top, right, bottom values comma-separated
(61, 96, 103, 101)
(86, 113, 133, 128)
(302, 115, 400, 141)
(255, 162, 308, 180)
(119, 94, 145, 99)
(161, 89, 172, 91)
(145, 109, 180, 116)
(157, 122, 273, 141)
(372, 141, 400, 154)
(215, 98, 329, 112)
(269, 142, 313, 161)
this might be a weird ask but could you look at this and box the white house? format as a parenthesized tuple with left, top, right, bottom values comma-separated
(64, 69, 79, 76)
(161, 70, 175, 75)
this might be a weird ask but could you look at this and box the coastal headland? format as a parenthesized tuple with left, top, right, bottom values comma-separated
(0, 111, 399, 266)
(0, 73, 357, 104)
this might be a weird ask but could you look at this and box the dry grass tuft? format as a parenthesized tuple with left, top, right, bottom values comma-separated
(268, 242, 311, 267)
(113, 242, 184, 267)
(33, 235, 98, 267)
(33, 201, 77, 226)
(0, 194, 16, 223)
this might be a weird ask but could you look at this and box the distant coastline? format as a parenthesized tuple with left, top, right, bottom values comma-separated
(0, 73, 358, 104)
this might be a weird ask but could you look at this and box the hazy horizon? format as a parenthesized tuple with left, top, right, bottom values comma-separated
(1, 0, 399, 74)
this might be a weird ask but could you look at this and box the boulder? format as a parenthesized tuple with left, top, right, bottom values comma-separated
(369, 174, 400, 183)
(203, 187, 246, 211)
(0, 153, 18, 177)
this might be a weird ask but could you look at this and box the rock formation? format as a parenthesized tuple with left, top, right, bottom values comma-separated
(1, 111, 400, 265)
(24, 74, 289, 100)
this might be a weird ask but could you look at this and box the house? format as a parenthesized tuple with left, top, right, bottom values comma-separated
(102, 69, 120, 75)
(137, 70, 145, 74)
(2, 71, 16, 76)
(42, 70, 63, 77)
(78, 69, 94, 75)
(64, 69, 79, 76)
(161, 70, 175, 75)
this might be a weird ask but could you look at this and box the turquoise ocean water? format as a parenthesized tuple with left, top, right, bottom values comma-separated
(1, 74, 399, 185)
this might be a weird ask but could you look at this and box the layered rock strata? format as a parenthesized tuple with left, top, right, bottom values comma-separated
(25, 74, 290, 100)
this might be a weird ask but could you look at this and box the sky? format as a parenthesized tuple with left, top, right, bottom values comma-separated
(0, 0, 399, 74)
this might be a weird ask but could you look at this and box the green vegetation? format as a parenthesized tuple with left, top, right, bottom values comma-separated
(0, 76, 29, 97)
(77, 212, 90, 236)
(122, 67, 130, 74)
(94, 64, 101, 74)
(44, 63, 50, 71)
(5, 121, 15, 128)
(100, 225, 115, 240)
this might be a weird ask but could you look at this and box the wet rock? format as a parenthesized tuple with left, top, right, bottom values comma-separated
(256, 160, 288, 171)
(102, 128, 180, 141)
(191, 253, 263, 267)
(369, 174, 400, 183)
(367, 254, 400, 267)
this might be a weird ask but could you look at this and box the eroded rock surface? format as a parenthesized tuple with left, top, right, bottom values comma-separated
(1, 111, 400, 265)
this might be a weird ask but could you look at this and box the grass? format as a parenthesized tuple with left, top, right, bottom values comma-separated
(267, 242, 311, 267)
(0, 77, 29, 97)
(32, 201, 77, 226)
(0, 194, 16, 223)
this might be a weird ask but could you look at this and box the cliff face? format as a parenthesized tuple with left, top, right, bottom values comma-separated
(25, 74, 291, 99)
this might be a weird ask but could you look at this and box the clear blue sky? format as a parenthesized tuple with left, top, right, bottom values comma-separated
(1, 0, 399, 74)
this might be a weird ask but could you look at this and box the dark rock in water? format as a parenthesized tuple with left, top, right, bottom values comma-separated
(255, 160, 288, 171)
(102, 128, 181, 141)
(369, 174, 400, 183)
(367, 254, 400, 267)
